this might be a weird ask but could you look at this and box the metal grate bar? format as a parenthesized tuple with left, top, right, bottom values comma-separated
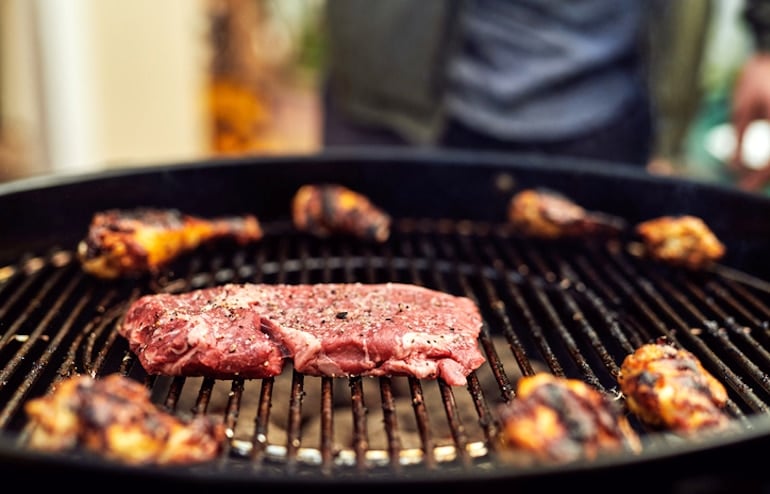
(249, 376, 275, 467)
(319, 376, 336, 475)
(348, 376, 369, 472)
(478, 239, 535, 383)
(382, 240, 417, 469)
(676, 276, 770, 401)
(364, 242, 404, 473)
(605, 249, 764, 419)
(520, 245, 602, 385)
(424, 229, 485, 467)
(0, 265, 71, 389)
(454, 233, 515, 398)
(406, 376, 436, 470)
(573, 250, 625, 307)
(397, 233, 437, 469)
(336, 239, 374, 472)
(285, 370, 306, 472)
(160, 377, 183, 410)
(245, 240, 272, 470)
(0, 269, 89, 427)
(543, 246, 623, 384)
(377, 376, 403, 473)
(220, 378, 246, 463)
(556, 252, 638, 355)
(86, 290, 136, 376)
(707, 279, 770, 328)
(439, 228, 503, 456)
(493, 239, 566, 378)
(311, 240, 339, 476)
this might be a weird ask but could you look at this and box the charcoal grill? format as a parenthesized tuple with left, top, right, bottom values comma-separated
(2, 148, 770, 492)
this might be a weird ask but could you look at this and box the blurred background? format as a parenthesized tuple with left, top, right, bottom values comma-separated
(0, 0, 325, 180)
(0, 0, 766, 193)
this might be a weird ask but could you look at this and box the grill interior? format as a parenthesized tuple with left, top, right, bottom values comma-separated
(3, 150, 770, 489)
(3, 215, 770, 483)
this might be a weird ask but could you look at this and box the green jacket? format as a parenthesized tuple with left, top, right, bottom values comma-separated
(325, 0, 460, 144)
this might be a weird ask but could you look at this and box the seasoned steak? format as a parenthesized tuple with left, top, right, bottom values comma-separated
(120, 283, 486, 386)
(121, 285, 287, 379)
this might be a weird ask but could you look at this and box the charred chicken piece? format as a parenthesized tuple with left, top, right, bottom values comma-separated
(634, 215, 726, 270)
(24, 374, 226, 465)
(618, 342, 731, 434)
(292, 184, 391, 242)
(77, 208, 263, 279)
(497, 373, 641, 464)
(507, 188, 626, 239)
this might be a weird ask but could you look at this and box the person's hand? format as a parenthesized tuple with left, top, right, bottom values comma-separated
(731, 53, 770, 175)
(737, 165, 770, 191)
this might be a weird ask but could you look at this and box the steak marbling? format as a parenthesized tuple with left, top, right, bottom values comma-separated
(120, 283, 486, 386)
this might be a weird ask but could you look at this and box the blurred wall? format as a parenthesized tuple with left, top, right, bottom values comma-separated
(0, 0, 47, 179)
(1, 0, 210, 178)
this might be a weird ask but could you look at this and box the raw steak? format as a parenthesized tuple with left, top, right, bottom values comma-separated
(120, 283, 486, 386)
(120, 285, 286, 379)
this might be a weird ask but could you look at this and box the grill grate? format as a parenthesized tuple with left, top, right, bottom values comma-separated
(2, 217, 770, 480)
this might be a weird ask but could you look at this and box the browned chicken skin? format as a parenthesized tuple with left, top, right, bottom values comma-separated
(292, 183, 391, 242)
(634, 215, 726, 270)
(497, 373, 641, 464)
(24, 374, 226, 465)
(77, 208, 263, 279)
(618, 341, 731, 434)
(507, 188, 626, 239)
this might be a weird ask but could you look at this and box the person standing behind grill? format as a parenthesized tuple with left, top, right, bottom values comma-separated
(321, 0, 770, 173)
(322, 0, 654, 168)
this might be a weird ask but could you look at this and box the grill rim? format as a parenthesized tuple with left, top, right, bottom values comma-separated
(3, 148, 770, 486)
(3, 415, 770, 486)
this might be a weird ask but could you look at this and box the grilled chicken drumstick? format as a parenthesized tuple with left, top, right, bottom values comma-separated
(618, 341, 731, 434)
(507, 188, 627, 239)
(634, 215, 726, 270)
(497, 373, 641, 464)
(78, 208, 263, 279)
(292, 183, 391, 242)
(24, 374, 226, 465)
